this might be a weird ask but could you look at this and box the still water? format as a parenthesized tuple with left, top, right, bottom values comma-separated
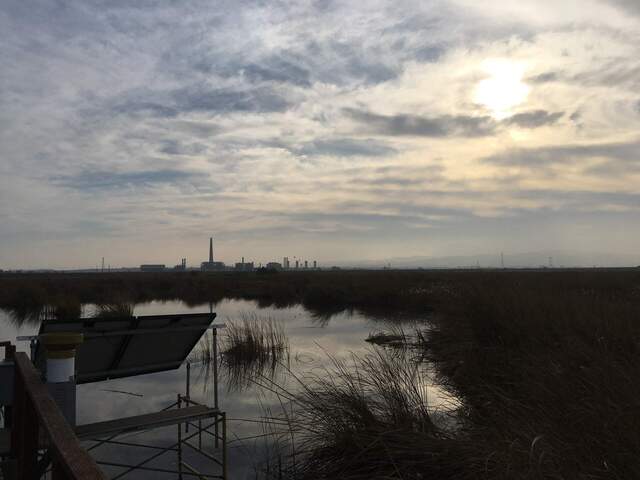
(0, 300, 451, 479)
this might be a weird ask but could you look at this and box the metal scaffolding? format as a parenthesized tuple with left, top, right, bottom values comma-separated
(84, 392, 227, 479)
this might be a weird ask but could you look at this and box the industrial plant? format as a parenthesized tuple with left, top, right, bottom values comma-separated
(136, 238, 319, 273)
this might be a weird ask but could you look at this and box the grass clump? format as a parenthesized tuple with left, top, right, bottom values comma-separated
(218, 313, 289, 391)
(223, 313, 288, 362)
(260, 349, 463, 480)
(93, 301, 134, 318)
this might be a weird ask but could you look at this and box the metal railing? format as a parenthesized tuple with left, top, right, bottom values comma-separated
(10, 351, 106, 479)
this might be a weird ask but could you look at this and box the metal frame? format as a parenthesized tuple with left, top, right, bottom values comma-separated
(7, 352, 107, 479)
(6, 309, 227, 479)
(84, 393, 226, 479)
(77, 322, 225, 480)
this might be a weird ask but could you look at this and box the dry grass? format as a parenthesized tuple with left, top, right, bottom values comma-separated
(3, 270, 640, 478)
(92, 301, 134, 318)
(222, 313, 289, 391)
(190, 312, 290, 392)
(257, 348, 463, 480)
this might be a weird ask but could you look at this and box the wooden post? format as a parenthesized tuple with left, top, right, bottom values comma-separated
(11, 370, 39, 478)
(11, 353, 107, 480)
(2, 341, 15, 429)
(52, 460, 69, 480)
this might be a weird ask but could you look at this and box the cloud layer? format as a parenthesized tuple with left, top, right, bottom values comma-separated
(1, 0, 639, 268)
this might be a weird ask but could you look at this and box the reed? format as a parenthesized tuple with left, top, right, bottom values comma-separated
(191, 312, 290, 392)
(92, 301, 134, 318)
(258, 348, 462, 480)
(223, 313, 288, 362)
(222, 313, 289, 391)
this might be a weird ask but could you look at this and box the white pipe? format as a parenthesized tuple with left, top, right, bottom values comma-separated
(46, 357, 75, 383)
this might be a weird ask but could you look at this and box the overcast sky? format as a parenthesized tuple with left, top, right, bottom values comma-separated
(1, 0, 639, 268)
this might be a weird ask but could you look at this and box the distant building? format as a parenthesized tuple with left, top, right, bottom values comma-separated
(266, 262, 282, 270)
(313, 260, 317, 269)
(174, 258, 187, 270)
(234, 261, 254, 271)
(283, 257, 290, 269)
(201, 261, 225, 271)
(304, 260, 308, 269)
(295, 260, 299, 269)
(201, 237, 225, 271)
(140, 264, 166, 272)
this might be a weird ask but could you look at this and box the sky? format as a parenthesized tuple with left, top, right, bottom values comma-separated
(1, 0, 639, 269)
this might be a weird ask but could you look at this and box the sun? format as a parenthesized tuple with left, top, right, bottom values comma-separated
(474, 59, 530, 119)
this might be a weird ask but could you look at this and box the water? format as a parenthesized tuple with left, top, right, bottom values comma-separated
(0, 300, 452, 479)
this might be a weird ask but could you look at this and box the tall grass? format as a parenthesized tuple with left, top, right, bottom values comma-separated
(258, 348, 462, 480)
(190, 312, 290, 392)
(92, 301, 135, 318)
(222, 313, 289, 391)
(424, 278, 640, 479)
(4, 270, 640, 477)
(259, 274, 640, 479)
(223, 313, 288, 361)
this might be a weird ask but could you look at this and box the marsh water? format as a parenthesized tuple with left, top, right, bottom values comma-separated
(0, 300, 453, 479)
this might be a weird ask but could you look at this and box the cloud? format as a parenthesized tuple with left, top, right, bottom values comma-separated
(172, 84, 292, 115)
(297, 138, 397, 157)
(159, 140, 207, 156)
(572, 62, 640, 91)
(110, 84, 292, 120)
(112, 102, 179, 119)
(527, 72, 560, 84)
(51, 169, 202, 191)
(515, 189, 640, 209)
(2, 0, 640, 266)
(239, 58, 312, 87)
(606, 0, 640, 15)
(344, 108, 496, 137)
(169, 121, 221, 138)
(503, 110, 564, 128)
(482, 140, 640, 167)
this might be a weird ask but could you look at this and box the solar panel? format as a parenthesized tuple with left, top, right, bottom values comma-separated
(36, 313, 217, 384)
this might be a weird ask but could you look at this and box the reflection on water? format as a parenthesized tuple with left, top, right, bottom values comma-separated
(0, 299, 450, 479)
(3, 304, 48, 327)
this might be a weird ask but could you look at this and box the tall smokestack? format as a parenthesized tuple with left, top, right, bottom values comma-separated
(209, 237, 213, 263)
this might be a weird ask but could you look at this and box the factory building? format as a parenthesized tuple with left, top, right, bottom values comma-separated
(201, 237, 225, 271)
(234, 256, 254, 271)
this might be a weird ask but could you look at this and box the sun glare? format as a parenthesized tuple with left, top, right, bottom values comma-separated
(474, 59, 530, 119)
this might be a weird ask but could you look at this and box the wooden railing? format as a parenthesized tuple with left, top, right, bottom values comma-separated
(10, 352, 106, 479)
